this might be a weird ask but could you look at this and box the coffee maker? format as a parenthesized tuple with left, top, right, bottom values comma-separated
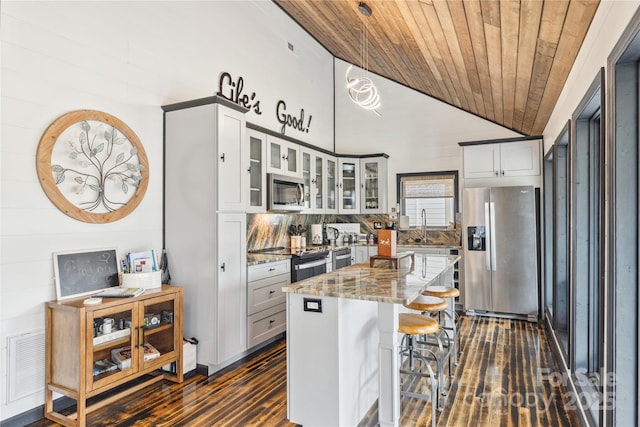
(311, 224, 323, 245)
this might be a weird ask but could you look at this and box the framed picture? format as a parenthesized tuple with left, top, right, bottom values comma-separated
(53, 248, 121, 300)
(36, 110, 149, 224)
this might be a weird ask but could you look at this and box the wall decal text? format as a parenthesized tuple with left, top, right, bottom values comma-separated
(217, 72, 262, 115)
(276, 100, 312, 135)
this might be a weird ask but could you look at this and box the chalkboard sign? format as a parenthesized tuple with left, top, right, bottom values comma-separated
(53, 248, 120, 300)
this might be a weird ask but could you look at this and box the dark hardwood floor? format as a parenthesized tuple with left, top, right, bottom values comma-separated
(29, 316, 579, 427)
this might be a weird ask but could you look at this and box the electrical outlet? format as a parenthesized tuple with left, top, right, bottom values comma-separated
(389, 206, 398, 220)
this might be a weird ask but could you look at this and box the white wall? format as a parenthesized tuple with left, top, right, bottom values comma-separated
(543, 0, 640, 152)
(334, 58, 521, 204)
(0, 0, 333, 419)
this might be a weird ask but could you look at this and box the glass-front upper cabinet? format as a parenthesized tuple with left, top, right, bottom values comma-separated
(267, 135, 300, 177)
(326, 156, 338, 214)
(360, 157, 387, 214)
(338, 158, 359, 213)
(314, 154, 324, 212)
(302, 151, 312, 211)
(247, 129, 266, 213)
(301, 149, 326, 213)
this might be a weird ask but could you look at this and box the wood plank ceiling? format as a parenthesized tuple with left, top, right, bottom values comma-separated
(275, 0, 600, 136)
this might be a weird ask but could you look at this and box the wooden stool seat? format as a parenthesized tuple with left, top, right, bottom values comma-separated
(422, 286, 460, 299)
(399, 313, 440, 335)
(405, 295, 448, 313)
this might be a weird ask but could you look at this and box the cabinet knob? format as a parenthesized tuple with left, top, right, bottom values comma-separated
(220, 262, 226, 272)
(268, 267, 276, 271)
(501, 170, 505, 176)
(247, 167, 251, 173)
(269, 290, 276, 295)
(495, 171, 499, 176)
(220, 153, 225, 162)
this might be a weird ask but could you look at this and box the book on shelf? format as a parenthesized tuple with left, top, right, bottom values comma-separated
(92, 287, 144, 298)
(127, 250, 158, 273)
(93, 358, 118, 377)
(111, 342, 160, 369)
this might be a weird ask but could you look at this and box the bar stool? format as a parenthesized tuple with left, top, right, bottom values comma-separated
(405, 295, 454, 388)
(422, 286, 461, 366)
(398, 313, 441, 427)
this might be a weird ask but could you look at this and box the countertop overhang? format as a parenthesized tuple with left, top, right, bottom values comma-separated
(282, 253, 461, 305)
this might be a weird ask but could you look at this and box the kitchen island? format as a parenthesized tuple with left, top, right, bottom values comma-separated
(283, 252, 460, 427)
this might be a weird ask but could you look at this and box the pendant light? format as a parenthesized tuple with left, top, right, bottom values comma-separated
(345, 2, 381, 116)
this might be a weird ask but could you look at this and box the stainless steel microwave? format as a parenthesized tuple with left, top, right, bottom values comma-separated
(267, 173, 305, 212)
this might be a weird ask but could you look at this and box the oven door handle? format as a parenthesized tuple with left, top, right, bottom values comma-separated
(295, 259, 327, 270)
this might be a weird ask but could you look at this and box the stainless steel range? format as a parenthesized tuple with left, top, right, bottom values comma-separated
(332, 247, 352, 270)
(250, 247, 331, 283)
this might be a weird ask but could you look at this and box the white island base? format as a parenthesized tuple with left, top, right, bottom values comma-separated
(284, 254, 460, 427)
(287, 293, 380, 426)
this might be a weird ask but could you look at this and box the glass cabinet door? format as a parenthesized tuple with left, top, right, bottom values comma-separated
(286, 146, 298, 175)
(88, 302, 136, 390)
(248, 132, 265, 211)
(270, 141, 282, 171)
(302, 151, 311, 210)
(340, 160, 358, 213)
(314, 154, 324, 211)
(362, 160, 380, 211)
(140, 295, 178, 369)
(326, 157, 337, 212)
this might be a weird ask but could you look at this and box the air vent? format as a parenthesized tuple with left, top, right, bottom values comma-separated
(8, 330, 45, 402)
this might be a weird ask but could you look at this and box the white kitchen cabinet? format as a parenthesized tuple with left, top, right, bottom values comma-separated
(325, 156, 338, 214)
(164, 98, 248, 375)
(360, 156, 388, 214)
(218, 107, 249, 212)
(267, 135, 300, 177)
(217, 213, 248, 363)
(463, 139, 541, 179)
(338, 158, 360, 213)
(355, 245, 378, 264)
(301, 148, 325, 213)
(247, 259, 289, 348)
(354, 246, 367, 264)
(247, 129, 266, 213)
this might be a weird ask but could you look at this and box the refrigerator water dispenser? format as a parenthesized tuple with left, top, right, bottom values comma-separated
(467, 226, 486, 251)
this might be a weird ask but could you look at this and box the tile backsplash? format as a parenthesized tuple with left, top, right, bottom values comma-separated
(246, 213, 461, 251)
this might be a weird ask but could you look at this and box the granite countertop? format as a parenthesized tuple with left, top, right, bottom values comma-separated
(282, 253, 461, 305)
(397, 244, 462, 249)
(247, 253, 292, 266)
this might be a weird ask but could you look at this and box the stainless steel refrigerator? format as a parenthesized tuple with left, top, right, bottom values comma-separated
(463, 186, 538, 320)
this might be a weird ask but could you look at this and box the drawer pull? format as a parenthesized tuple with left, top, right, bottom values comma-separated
(268, 268, 276, 272)
(269, 290, 276, 295)
(269, 319, 275, 328)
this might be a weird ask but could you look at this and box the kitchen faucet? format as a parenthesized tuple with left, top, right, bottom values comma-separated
(421, 208, 427, 245)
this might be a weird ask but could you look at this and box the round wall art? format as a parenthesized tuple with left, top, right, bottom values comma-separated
(36, 110, 149, 223)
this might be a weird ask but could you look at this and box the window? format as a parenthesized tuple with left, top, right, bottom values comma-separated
(397, 171, 458, 228)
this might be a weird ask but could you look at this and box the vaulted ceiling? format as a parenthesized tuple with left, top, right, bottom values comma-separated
(275, 0, 600, 136)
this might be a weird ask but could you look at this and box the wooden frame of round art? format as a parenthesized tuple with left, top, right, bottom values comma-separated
(36, 110, 149, 223)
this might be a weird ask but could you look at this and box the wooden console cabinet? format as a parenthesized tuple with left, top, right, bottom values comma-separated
(45, 285, 183, 427)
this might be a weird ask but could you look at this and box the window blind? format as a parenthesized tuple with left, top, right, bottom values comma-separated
(401, 174, 455, 199)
